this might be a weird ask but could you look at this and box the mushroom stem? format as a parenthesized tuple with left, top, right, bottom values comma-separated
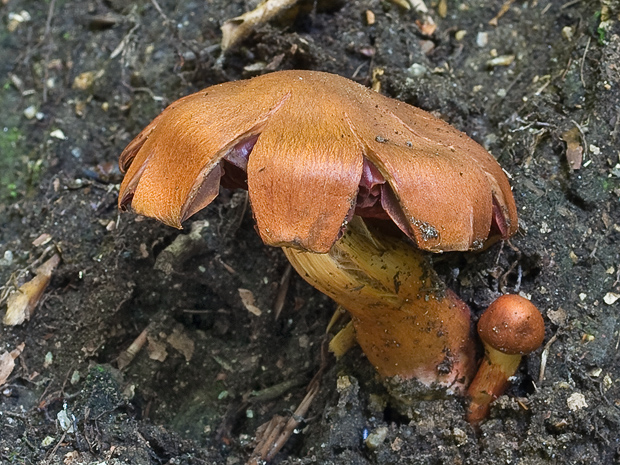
(283, 216, 476, 394)
(466, 345, 521, 423)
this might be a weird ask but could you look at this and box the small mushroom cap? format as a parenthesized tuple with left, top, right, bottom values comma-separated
(478, 294, 545, 355)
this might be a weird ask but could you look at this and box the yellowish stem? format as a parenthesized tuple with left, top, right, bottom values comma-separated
(283, 217, 475, 394)
(466, 346, 521, 423)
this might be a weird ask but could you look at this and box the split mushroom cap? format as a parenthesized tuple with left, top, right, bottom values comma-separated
(119, 70, 517, 254)
(478, 294, 545, 355)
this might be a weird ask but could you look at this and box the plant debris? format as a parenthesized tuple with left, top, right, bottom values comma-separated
(221, 0, 299, 52)
(561, 126, 584, 170)
(3, 254, 60, 326)
(0, 342, 24, 386)
(238, 288, 263, 316)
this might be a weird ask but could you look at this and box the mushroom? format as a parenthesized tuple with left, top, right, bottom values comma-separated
(118, 70, 518, 395)
(466, 294, 545, 423)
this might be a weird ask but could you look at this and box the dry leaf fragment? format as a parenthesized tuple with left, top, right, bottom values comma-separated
(0, 353, 14, 387)
(3, 254, 60, 326)
(561, 127, 583, 170)
(0, 343, 25, 387)
(221, 0, 299, 52)
(238, 288, 263, 316)
(167, 327, 195, 362)
(146, 335, 168, 362)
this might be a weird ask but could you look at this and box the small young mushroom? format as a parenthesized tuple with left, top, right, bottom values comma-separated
(118, 70, 518, 395)
(466, 294, 545, 423)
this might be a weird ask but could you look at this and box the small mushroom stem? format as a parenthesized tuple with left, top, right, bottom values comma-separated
(466, 345, 521, 423)
(283, 216, 476, 394)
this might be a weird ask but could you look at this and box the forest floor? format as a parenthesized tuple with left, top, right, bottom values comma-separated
(1, 0, 620, 464)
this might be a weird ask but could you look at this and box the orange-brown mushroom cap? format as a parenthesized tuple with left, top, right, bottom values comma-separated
(118, 70, 518, 253)
(477, 294, 545, 355)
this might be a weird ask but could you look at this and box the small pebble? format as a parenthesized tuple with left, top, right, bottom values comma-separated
(50, 129, 66, 140)
(603, 292, 619, 305)
(23, 105, 37, 119)
(407, 63, 427, 77)
(365, 426, 388, 450)
(487, 55, 515, 67)
(567, 392, 588, 411)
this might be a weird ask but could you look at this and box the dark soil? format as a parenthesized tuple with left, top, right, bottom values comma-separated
(1, 0, 620, 464)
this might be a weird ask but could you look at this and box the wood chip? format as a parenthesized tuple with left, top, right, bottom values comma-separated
(486, 55, 516, 67)
(365, 10, 375, 25)
(117, 326, 150, 369)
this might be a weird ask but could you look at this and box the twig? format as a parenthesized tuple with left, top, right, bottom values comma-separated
(489, 0, 516, 26)
(110, 22, 140, 59)
(43, 432, 66, 465)
(248, 339, 330, 463)
(42, 0, 57, 103)
(498, 245, 522, 293)
(560, 0, 583, 9)
(117, 324, 152, 369)
(120, 80, 165, 102)
(538, 332, 559, 385)
(249, 378, 307, 403)
(273, 264, 292, 320)
(561, 57, 573, 80)
(570, 119, 588, 161)
(580, 36, 591, 88)
(150, 0, 172, 24)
